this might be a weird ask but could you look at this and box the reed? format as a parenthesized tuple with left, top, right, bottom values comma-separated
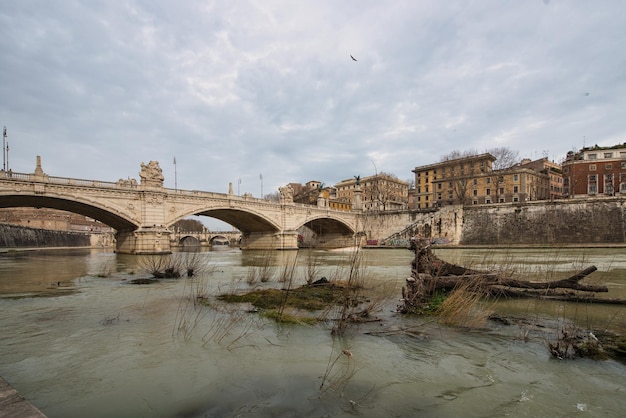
(435, 276, 494, 328)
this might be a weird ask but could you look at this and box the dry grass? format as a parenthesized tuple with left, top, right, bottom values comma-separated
(435, 276, 494, 328)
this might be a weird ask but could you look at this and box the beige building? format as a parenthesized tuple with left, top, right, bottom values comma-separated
(412, 153, 496, 208)
(518, 157, 564, 200)
(0, 208, 113, 232)
(335, 174, 409, 211)
(412, 153, 553, 208)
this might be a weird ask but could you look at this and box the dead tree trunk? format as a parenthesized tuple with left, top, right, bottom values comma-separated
(399, 238, 622, 314)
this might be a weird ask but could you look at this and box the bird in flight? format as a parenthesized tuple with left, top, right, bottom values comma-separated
(350, 55, 357, 61)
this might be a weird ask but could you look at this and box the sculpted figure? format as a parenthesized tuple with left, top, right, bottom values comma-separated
(139, 161, 164, 185)
(279, 185, 294, 201)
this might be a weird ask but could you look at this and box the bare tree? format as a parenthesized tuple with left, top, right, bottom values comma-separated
(486, 147, 519, 202)
(440, 148, 479, 162)
(172, 218, 205, 232)
(487, 147, 519, 170)
(364, 172, 405, 211)
(264, 191, 281, 202)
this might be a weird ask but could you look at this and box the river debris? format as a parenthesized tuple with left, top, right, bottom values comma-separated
(398, 237, 626, 362)
(398, 238, 626, 315)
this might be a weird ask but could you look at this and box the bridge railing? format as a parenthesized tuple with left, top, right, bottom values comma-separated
(1, 170, 130, 189)
(0, 170, 359, 214)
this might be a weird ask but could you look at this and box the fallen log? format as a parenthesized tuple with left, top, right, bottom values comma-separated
(399, 238, 624, 314)
(496, 266, 607, 293)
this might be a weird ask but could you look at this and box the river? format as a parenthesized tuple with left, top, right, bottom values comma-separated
(0, 247, 624, 417)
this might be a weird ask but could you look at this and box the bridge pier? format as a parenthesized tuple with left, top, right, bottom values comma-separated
(310, 233, 362, 249)
(240, 231, 299, 250)
(115, 227, 172, 254)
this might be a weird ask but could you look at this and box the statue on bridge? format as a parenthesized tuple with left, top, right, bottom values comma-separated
(139, 161, 164, 187)
(279, 184, 294, 202)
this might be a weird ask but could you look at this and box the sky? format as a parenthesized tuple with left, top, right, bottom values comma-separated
(1, 1, 625, 202)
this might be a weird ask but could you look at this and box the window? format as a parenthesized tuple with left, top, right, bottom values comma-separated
(605, 174, 614, 195)
(588, 153, 597, 160)
(473, 200, 478, 205)
(605, 163, 612, 170)
(473, 189, 478, 196)
(513, 186, 519, 193)
(499, 187, 504, 195)
(486, 178, 491, 184)
(589, 164, 596, 171)
(499, 198, 505, 203)
(604, 152, 613, 158)
(473, 178, 477, 185)
(513, 174, 518, 181)
(513, 197, 519, 202)
(486, 188, 491, 195)
(485, 199, 492, 204)
(437, 183, 442, 189)
(437, 193, 442, 200)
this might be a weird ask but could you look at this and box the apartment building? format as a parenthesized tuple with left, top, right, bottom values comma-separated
(562, 144, 626, 197)
(518, 157, 564, 200)
(412, 153, 553, 208)
(335, 174, 409, 211)
(412, 153, 495, 208)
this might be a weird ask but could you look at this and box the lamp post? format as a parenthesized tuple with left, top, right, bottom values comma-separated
(173, 156, 177, 191)
(2, 126, 6, 172)
(260, 173, 263, 198)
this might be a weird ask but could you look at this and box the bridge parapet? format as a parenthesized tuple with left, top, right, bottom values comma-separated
(0, 160, 366, 253)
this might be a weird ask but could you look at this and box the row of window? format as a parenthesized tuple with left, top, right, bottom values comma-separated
(586, 151, 626, 160)
(588, 162, 626, 171)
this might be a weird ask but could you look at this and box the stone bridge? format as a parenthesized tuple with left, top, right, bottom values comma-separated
(171, 230, 242, 249)
(0, 158, 365, 254)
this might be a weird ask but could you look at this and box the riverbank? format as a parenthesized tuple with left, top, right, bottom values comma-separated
(0, 376, 46, 417)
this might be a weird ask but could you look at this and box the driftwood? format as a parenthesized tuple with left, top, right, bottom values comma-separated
(399, 238, 623, 314)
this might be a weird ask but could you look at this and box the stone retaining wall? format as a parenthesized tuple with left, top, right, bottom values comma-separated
(460, 197, 626, 245)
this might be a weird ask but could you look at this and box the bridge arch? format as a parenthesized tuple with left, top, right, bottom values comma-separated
(169, 207, 281, 234)
(296, 214, 358, 248)
(0, 194, 139, 231)
(169, 206, 286, 250)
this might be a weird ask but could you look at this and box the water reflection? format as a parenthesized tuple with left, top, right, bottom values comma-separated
(0, 247, 624, 417)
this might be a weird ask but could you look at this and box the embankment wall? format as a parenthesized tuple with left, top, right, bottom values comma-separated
(460, 197, 626, 245)
(0, 223, 92, 248)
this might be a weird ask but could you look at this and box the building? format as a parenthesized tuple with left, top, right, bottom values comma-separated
(412, 153, 495, 208)
(335, 174, 409, 211)
(412, 153, 553, 208)
(291, 181, 323, 205)
(562, 144, 626, 197)
(518, 157, 564, 200)
(0, 208, 113, 232)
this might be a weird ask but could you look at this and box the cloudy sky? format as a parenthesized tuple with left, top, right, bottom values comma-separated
(1, 0, 625, 199)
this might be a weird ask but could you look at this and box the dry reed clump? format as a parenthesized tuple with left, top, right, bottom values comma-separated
(139, 252, 210, 279)
(435, 276, 494, 328)
(245, 250, 276, 285)
(172, 274, 263, 350)
(319, 340, 358, 396)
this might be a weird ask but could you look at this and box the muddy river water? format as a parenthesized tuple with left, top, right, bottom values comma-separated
(0, 247, 624, 417)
